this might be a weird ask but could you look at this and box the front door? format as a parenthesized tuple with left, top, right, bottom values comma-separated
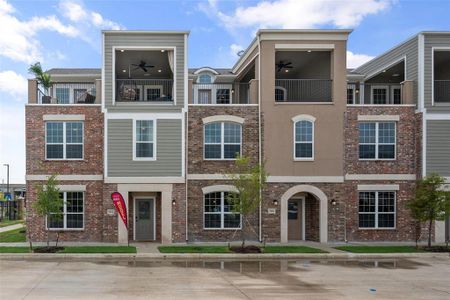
(288, 199, 303, 241)
(135, 198, 155, 241)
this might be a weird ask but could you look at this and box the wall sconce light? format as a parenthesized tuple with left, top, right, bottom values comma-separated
(273, 199, 278, 206)
(172, 200, 176, 206)
(330, 199, 337, 206)
(355, 89, 360, 94)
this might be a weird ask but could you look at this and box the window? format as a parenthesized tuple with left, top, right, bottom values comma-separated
(347, 86, 355, 104)
(359, 191, 395, 229)
(74, 89, 87, 103)
(392, 87, 401, 104)
(216, 89, 230, 104)
(47, 192, 84, 230)
(198, 74, 212, 84)
(204, 192, 241, 229)
(204, 122, 241, 160)
(275, 87, 286, 101)
(55, 88, 70, 104)
(294, 120, 314, 159)
(144, 86, 162, 101)
(45, 122, 83, 160)
(371, 86, 388, 104)
(198, 90, 211, 104)
(134, 120, 155, 159)
(359, 122, 396, 159)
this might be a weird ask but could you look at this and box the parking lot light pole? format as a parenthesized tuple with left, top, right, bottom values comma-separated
(3, 164, 9, 195)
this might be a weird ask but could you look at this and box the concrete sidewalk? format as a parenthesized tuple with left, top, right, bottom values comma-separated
(0, 223, 24, 233)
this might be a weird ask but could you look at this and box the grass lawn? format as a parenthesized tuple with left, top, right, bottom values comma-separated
(0, 247, 30, 253)
(60, 246, 136, 253)
(159, 246, 231, 253)
(0, 228, 26, 243)
(263, 246, 326, 253)
(0, 219, 24, 228)
(335, 246, 426, 253)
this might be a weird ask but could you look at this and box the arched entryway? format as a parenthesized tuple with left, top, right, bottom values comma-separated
(280, 185, 328, 243)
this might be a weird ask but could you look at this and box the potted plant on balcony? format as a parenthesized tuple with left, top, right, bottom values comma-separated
(28, 62, 53, 104)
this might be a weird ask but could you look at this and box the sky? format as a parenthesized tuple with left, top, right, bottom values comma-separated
(0, 0, 449, 184)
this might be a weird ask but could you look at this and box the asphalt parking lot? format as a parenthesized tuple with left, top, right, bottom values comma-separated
(1, 257, 449, 299)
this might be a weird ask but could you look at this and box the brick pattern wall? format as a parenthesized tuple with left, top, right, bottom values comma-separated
(172, 183, 187, 242)
(187, 106, 259, 174)
(344, 106, 417, 175)
(187, 180, 259, 242)
(26, 106, 103, 175)
(415, 112, 423, 179)
(102, 183, 118, 242)
(304, 194, 320, 242)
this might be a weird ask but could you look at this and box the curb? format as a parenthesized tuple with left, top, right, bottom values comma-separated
(0, 252, 448, 260)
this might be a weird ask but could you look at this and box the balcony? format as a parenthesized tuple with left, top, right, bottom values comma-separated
(434, 80, 450, 104)
(36, 83, 97, 104)
(116, 79, 173, 102)
(275, 79, 332, 102)
(192, 82, 250, 104)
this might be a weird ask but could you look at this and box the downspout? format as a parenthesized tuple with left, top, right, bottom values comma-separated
(184, 33, 189, 243)
(257, 34, 262, 242)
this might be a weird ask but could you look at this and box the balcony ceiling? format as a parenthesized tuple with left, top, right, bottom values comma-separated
(366, 61, 405, 84)
(275, 51, 331, 79)
(115, 50, 172, 79)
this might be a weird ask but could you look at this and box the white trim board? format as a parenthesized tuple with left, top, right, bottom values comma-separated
(202, 115, 245, 124)
(202, 185, 238, 194)
(56, 185, 86, 192)
(425, 114, 450, 120)
(105, 176, 185, 184)
(275, 44, 334, 50)
(26, 175, 103, 181)
(358, 115, 400, 121)
(107, 112, 183, 120)
(345, 174, 416, 181)
(357, 184, 400, 191)
(43, 114, 85, 121)
(267, 176, 344, 183)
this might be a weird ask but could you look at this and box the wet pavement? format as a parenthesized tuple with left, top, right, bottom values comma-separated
(1, 257, 449, 299)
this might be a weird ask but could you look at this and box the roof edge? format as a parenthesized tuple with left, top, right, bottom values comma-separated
(102, 30, 190, 35)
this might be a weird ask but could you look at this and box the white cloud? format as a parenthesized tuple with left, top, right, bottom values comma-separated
(0, 71, 28, 100)
(347, 51, 374, 68)
(59, 1, 123, 30)
(230, 44, 244, 57)
(201, 0, 391, 30)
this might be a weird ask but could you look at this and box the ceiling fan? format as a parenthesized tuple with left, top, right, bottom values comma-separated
(276, 61, 293, 72)
(132, 60, 155, 72)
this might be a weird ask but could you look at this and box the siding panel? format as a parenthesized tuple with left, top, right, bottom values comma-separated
(426, 120, 450, 176)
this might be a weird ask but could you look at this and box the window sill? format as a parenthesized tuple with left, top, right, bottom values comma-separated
(203, 228, 242, 231)
(133, 158, 157, 161)
(47, 228, 85, 231)
(203, 158, 238, 161)
(358, 228, 396, 231)
(294, 158, 314, 161)
(275, 101, 334, 105)
(358, 159, 397, 161)
(45, 159, 85, 161)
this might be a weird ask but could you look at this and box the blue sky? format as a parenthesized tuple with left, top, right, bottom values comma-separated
(0, 0, 449, 183)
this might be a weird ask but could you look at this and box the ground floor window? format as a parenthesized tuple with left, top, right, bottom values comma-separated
(204, 192, 241, 229)
(47, 192, 84, 229)
(359, 191, 395, 229)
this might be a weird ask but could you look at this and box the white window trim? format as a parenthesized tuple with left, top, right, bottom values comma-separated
(143, 85, 163, 101)
(45, 122, 84, 161)
(203, 191, 242, 230)
(390, 85, 401, 104)
(46, 191, 85, 231)
(293, 117, 315, 161)
(370, 85, 389, 104)
(197, 73, 216, 84)
(133, 119, 157, 161)
(359, 122, 396, 161)
(203, 122, 242, 161)
(358, 191, 396, 230)
(123, 84, 143, 101)
(432, 47, 450, 106)
(215, 88, 232, 104)
(275, 86, 287, 101)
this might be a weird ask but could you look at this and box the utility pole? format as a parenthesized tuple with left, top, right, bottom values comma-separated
(3, 164, 9, 195)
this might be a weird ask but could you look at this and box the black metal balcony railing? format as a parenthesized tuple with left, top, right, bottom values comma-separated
(434, 80, 450, 104)
(275, 79, 332, 102)
(192, 82, 250, 104)
(37, 83, 96, 104)
(116, 79, 173, 102)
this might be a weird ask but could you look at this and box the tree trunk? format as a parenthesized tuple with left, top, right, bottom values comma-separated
(240, 216, 246, 249)
(45, 217, 49, 247)
(428, 219, 433, 248)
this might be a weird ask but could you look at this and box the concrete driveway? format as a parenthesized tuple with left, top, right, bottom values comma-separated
(1, 257, 449, 299)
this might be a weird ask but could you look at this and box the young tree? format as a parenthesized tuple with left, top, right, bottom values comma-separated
(33, 175, 63, 247)
(407, 173, 450, 248)
(227, 156, 268, 248)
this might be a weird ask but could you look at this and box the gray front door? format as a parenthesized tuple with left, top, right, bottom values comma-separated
(135, 198, 155, 241)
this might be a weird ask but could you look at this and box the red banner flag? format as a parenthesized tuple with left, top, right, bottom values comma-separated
(111, 192, 128, 229)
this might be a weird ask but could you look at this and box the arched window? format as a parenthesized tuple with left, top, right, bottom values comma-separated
(198, 74, 212, 84)
(204, 122, 242, 160)
(292, 115, 315, 160)
(275, 86, 287, 101)
(204, 191, 241, 229)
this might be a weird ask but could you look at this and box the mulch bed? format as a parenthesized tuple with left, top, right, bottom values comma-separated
(33, 246, 65, 253)
(230, 245, 262, 253)
(422, 246, 449, 253)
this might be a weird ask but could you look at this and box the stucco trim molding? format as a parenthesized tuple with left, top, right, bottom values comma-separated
(268, 176, 344, 183)
(357, 115, 400, 121)
(202, 115, 245, 124)
(291, 114, 316, 123)
(104, 177, 185, 184)
(345, 174, 416, 181)
(56, 185, 86, 192)
(43, 114, 85, 121)
(280, 185, 328, 243)
(187, 174, 232, 180)
(202, 185, 238, 194)
(275, 44, 335, 50)
(357, 184, 400, 191)
(26, 175, 103, 181)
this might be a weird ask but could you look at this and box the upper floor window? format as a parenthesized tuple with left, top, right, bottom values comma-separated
(359, 191, 395, 229)
(45, 122, 83, 160)
(347, 84, 356, 104)
(359, 122, 396, 160)
(204, 192, 241, 229)
(47, 191, 84, 230)
(371, 86, 388, 104)
(294, 119, 314, 160)
(55, 88, 70, 104)
(204, 122, 241, 160)
(391, 86, 401, 104)
(198, 74, 212, 84)
(216, 89, 230, 104)
(275, 86, 286, 101)
(134, 120, 155, 160)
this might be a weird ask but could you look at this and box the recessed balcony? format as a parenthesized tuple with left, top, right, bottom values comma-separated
(36, 82, 97, 104)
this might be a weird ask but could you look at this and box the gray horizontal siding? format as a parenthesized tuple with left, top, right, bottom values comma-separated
(355, 36, 418, 104)
(426, 120, 450, 176)
(107, 119, 182, 177)
(104, 33, 185, 112)
(424, 34, 450, 112)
